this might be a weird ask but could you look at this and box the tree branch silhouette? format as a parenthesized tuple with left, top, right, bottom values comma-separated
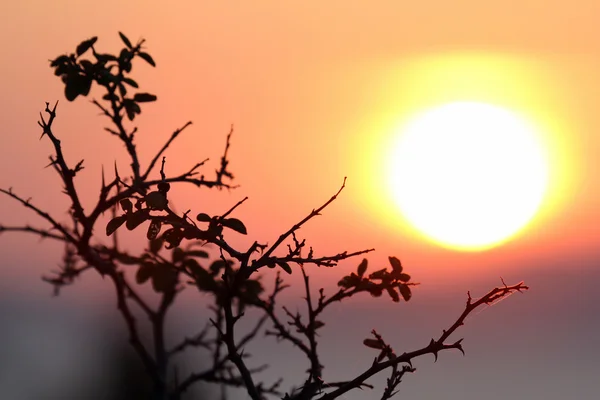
(0, 33, 529, 400)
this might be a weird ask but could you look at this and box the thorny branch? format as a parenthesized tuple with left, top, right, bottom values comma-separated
(0, 33, 531, 400)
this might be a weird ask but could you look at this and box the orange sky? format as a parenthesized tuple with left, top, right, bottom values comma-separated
(0, 1, 598, 399)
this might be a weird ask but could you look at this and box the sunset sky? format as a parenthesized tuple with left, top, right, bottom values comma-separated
(0, 1, 598, 399)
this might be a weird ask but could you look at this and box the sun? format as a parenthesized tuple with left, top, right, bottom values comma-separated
(388, 101, 549, 251)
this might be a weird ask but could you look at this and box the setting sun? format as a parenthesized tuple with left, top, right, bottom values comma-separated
(388, 102, 549, 251)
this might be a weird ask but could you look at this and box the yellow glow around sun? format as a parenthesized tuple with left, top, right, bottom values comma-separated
(388, 101, 549, 250)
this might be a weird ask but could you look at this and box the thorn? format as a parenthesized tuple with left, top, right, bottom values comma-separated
(453, 338, 465, 356)
(114, 161, 120, 179)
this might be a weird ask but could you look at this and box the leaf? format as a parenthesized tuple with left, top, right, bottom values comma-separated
(389, 256, 403, 273)
(243, 280, 264, 297)
(196, 213, 211, 222)
(277, 262, 292, 275)
(122, 77, 139, 88)
(76, 37, 98, 56)
(187, 259, 216, 291)
(120, 198, 133, 213)
(357, 258, 368, 277)
(172, 247, 185, 263)
(102, 93, 119, 101)
(115, 253, 138, 265)
(397, 273, 411, 282)
(369, 268, 387, 280)
(133, 93, 157, 102)
(94, 53, 118, 62)
(64, 74, 92, 101)
(123, 99, 141, 121)
(106, 215, 126, 236)
(118, 32, 133, 49)
(387, 287, 400, 303)
(147, 220, 162, 240)
(151, 266, 177, 293)
(126, 209, 149, 230)
(209, 259, 232, 275)
(138, 51, 156, 67)
(50, 55, 70, 67)
(399, 284, 412, 301)
(337, 276, 352, 288)
(186, 250, 209, 258)
(79, 59, 94, 72)
(221, 218, 247, 235)
(149, 237, 164, 254)
(136, 262, 154, 284)
(363, 338, 384, 350)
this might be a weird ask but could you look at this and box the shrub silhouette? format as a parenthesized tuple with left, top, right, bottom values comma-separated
(0, 33, 528, 400)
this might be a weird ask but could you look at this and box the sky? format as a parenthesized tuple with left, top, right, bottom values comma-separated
(0, 0, 599, 399)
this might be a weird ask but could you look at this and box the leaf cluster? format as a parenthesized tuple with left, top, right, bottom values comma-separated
(50, 32, 156, 120)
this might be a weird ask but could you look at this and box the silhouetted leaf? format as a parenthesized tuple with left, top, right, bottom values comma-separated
(357, 258, 368, 277)
(102, 93, 119, 101)
(119, 32, 133, 49)
(152, 265, 177, 293)
(122, 77, 139, 88)
(389, 256, 403, 273)
(209, 259, 232, 275)
(133, 93, 157, 102)
(118, 82, 128, 97)
(196, 213, 211, 222)
(138, 51, 156, 67)
(221, 218, 247, 235)
(120, 198, 133, 213)
(172, 247, 185, 263)
(397, 273, 411, 282)
(387, 287, 400, 303)
(126, 209, 149, 230)
(163, 228, 184, 249)
(186, 250, 209, 258)
(93, 53, 118, 62)
(106, 215, 126, 236)
(369, 287, 383, 298)
(79, 59, 94, 72)
(144, 191, 167, 210)
(50, 55, 70, 67)
(147, 220, 162, 240)
(243, 279, 263, 297)
(369, 268, 387, 280)
(136, 262, 154, 284)
(363, 338, 384, 350)
(149, 237, 164, 254)
(338, 276, 352, 288)
(277, 262, 292, 274)
(399, 284, 412, 301)
(187, 259, 216, 291)
(76, 37, 97, 56)
(123, 99, 141, 121)
(64, 74, 92, 101)
(114, 253, 138, 265)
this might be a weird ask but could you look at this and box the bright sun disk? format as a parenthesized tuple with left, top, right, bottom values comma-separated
(388, 101, 549, 251)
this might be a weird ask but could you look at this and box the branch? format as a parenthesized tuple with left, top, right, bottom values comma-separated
(260, 177, 346, 262)
(144, 121, 193, 180)
(316, 281, 529, 400)
(0, 187, 76, 244)
(37, 101, 87, 224)
(0, 225, 66, 241)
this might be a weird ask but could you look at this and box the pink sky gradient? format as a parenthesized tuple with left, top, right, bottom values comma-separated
(0, 1, 598, 399)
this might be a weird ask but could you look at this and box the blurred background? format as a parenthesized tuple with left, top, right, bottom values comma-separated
(1, 1, 599, 399)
